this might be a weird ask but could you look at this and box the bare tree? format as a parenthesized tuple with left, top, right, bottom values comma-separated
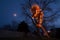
(20, 0, 60, 30)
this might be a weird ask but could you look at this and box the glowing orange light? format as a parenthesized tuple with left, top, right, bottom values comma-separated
(31, 4, 49, 38)
(31, 4, 44, 27)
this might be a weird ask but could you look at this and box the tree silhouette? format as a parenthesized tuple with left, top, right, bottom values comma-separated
(12, 21, 18, 31)
(3, 24, 11, 31)
(17, 21, 30, 33)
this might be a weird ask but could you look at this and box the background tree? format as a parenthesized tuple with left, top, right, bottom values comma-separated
(3, 24, 11, 31)
(17, 21, 30, 33)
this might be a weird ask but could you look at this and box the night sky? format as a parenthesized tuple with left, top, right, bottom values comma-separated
(0, 0, 60, 30)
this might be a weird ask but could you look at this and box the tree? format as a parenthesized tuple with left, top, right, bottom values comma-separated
(17, 21, 30, 33)
(12, 20, 18, 31)
(3, 24, 11, 31)
(20, 0, 60, 31)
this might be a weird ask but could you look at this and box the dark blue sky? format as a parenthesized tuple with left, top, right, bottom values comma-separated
(0, 0, 23, 27)
(0, 0, 60, 29)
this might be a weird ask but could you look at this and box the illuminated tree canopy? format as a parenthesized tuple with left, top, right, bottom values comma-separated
(20, 0, 60, 31)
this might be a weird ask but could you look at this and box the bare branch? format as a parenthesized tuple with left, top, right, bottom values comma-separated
(42, 0, 55, 10)
(44, 10, 60, 18)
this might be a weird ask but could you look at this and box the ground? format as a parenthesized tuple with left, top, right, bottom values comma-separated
(0, 30, 60, 40)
